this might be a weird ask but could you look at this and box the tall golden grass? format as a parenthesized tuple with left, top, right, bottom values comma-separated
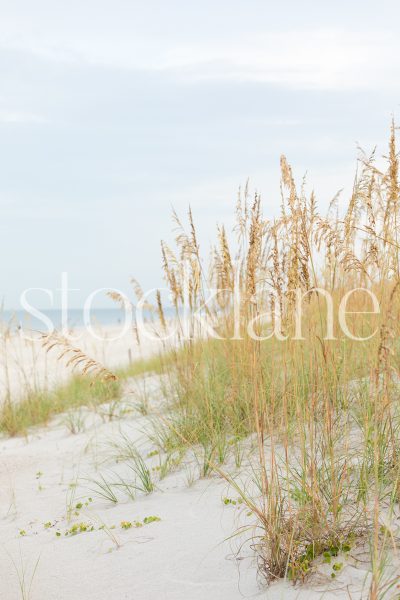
(144, 122, 400, 595)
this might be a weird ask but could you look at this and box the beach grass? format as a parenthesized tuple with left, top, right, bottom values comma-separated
(0, 377, 120, 436)
(0, 351, 173, 436)
(137, 123, 400, 595)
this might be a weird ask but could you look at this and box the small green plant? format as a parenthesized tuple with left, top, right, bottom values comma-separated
(222, 497, 243, 506)
(143, 516, 161, 524)
(35, 471, 44, 492)
(75, 497, 93, 511)
(66, 475, 80, 522)
(95, 398, 121, 422)
(231, 438, 245, 469)
(65, 522, 95, 536)
(147, 450, 159, 458)
(158, 451, 184, 480)
(111, 432, 138, 462)
(195, 443, 214, 478)
(331, 562, 343, 578)
(184, 464, 197, 487)
(63, 409, 86, 434)
(88, 474, 119, 504)
(7, 549, 40, 600)
(287, 538, 354, 583)
(127, 452, 155, 494)
(119, 517, 160, 529)
(112, 473, 136, 501)
(120, 520, 143, 529)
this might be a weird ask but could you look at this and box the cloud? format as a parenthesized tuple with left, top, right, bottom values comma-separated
(4, 24, 400, 94)
(0, 9, 399, 92)
(153, 30, 399, 92)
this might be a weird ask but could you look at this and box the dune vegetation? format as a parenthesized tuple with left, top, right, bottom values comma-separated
(0, 349, 177, 436)
(3, 124, 400, 597)
(137, 122, 400, 596)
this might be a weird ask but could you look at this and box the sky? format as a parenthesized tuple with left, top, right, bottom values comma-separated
(1, 0, 400, 308)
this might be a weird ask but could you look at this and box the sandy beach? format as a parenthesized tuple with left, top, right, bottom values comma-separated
(0, 328, 376, 600)
(0, 373, 376, 600)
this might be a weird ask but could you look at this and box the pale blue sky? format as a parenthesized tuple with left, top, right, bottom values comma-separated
(1, 0, 400, 307)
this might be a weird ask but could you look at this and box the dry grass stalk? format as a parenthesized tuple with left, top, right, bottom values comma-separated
(41, 333, 117, 382)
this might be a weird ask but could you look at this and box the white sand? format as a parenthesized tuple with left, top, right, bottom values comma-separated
(0, 378, 259, 600)
(0, 373, 378, 600)
(0, 328, 385, 599)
